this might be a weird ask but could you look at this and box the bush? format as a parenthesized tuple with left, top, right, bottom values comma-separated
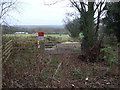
(78, 40, 102, 62)
(100, 45, 118, 68)
(103, 34, 117, 46)
(45, 36, 62, 43)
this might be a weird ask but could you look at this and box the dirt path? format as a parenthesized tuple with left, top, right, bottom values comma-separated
(45, 43, 81, 54)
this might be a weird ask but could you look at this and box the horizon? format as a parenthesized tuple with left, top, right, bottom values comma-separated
(9, 24, 65, 29)
(13, 24, 65, 26)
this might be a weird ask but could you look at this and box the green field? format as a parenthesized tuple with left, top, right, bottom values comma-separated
(3, 34, 71, 41)
(3, 33, 84, 41)
(45, 34, 70, 40)
(3, 34, 37, 37)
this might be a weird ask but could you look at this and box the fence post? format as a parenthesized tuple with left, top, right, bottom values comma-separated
(0, 24, 2, 89)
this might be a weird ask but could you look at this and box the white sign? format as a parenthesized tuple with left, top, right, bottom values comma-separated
(38, 37, 44, 41)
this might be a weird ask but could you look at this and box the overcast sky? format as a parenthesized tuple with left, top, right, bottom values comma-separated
(7, 0, 75, 25)
(3, 0, 120, 25)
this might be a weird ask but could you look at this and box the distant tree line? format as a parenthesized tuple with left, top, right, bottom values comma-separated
(2, 25, 69, 34)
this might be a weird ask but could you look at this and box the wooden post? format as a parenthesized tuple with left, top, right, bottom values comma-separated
(0, 24, 2, 89)
(40, 40, 45, 51)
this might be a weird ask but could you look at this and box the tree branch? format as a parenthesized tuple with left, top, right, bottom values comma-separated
(0, 0, 17, 24)
(95, 0, 106, 34)
(44, 0, 65, 5)
(69, 0, 81, 14)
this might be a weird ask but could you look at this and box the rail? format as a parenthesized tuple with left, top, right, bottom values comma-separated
(2, 40, 13, 63)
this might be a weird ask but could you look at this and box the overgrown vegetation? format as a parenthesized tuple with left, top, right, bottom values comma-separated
(103, 2, 120, 61)
(2, 36, 120, 88)
(2, 0, 120, 88)
(100, 45, 118, 68)
(65, 18, 83, 38)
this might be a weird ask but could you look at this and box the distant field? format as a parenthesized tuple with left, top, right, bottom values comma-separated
(45, 34, 70, 40)
(3, 33, 84, 41)
(3, 34, 69, 37)
(3, 34, 37, 37)
(3, 34, 71, 40)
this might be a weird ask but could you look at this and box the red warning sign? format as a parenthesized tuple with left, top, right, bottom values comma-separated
(38, 32, 44, 37)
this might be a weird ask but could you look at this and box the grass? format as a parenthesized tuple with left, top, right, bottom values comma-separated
(40, 70, 52, 82)
(70, 65, 111, 82)
(40, 55, 60, 83)
(3, 34, 70, 40)
(9, 44, 38, 69)
(70, 68, 82, 80)
(45, 34, 70, 40)
(4, 34, 36, 36)
(50, 56, 59, 66)
(3, 33, 84, 42)
(3, 34, 119, 88)
(3, 37, 47, 87)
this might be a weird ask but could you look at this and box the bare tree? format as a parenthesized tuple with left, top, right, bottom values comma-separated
(47, 0, 106, 49)
(68, 0, 107, 62)
(45, 0, 107, 61)
(0, 0, 18, 24)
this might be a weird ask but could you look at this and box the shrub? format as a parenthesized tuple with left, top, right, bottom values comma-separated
(103, 35, 117, 46)
(100, 45, 118, 68)
(45, 36, 62, 43)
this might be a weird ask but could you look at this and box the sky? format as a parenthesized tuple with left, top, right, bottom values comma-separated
(7, 0, 75, 25)
(3, 0, 120, 25)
